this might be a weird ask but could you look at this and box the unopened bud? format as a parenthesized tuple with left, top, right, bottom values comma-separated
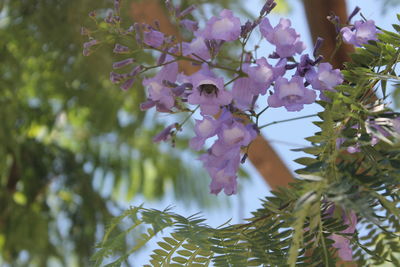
(153, 123, 177, 143)
(178, 5, 196, 18)
(120, 78, 135, 91)
(260, 0, 276, 16)
(347, 6, 361, 23)
(129, 65, 143, 77)
(313, 37, 324, 58)
(83, 39, 99, 49)
(113, 43, 130, 54)
(112, 58, 135, 69)
(110, 72, 127, 84)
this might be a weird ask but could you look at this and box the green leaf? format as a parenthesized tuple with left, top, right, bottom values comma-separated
(194, 256, 209, 263)
(157, 242, 172, 251)
(177, 250, 192, 257)
(153, 249, 168, 256)
(182, 243, 197, 251)
(294, 157, 317, 166)
(172, 256, 188, 264)
(164, 237, 179, 246)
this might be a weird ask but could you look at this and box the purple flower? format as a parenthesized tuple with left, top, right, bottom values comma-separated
(296, 54, 315, 77)
(112, 58, 135, 69)
(240, 20, 254, 38)
(200, 142, 241, 195)
(113, 44, 130, 54)
(143, 29, 165, 47)
(330, 211, 357, 261)
(180, 19, 199, 32)
(199, 9, 241, 42)
(140, 99, 156, 111)
(120, 78, 135, 91)
(259, 18, 306, 58)
(186, 36, 211, 60)
(260, 0, 277, 16)
(153, 123, 178, 143)
(341, 20, 378, 47)
(110, 72, 127, 84)
(83, 39, 99, 49)
(83, 39, 99, 56)
(199, 112, 257, 195)
(189, 116, 219, 150)
(218, 120, 256, 148)
(187, 65, 232, 115)
(142, 62, 179, 112)
(193, 109, 257, 195)
(129, 65, 143, 77)
(268, 76, 316, 111)
(232, 59, 286, 110)
(209, 167, 238, 195)
(306, 63, 343, 91)
(232, 66, 259, 110)
(248, 57, 286, 95)
(178, 5, 196, 18)
(318, 91, 332, 102)
(204, 39, 224, 59)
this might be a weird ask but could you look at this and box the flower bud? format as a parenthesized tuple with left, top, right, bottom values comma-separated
(112, 58, 135, 69)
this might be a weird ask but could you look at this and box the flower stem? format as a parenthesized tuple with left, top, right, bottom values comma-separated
(259, 114, 318, 129)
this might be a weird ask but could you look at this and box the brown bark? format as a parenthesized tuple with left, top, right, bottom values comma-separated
(131, 0, 294, 189)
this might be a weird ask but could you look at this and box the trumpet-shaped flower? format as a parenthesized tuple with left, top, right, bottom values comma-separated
(259, 18, 305, 58)
(341, 20, 378, 47)
(200, 9, 241, 42)
(306, 62, 343, 91)
(268, 76, 316, 111)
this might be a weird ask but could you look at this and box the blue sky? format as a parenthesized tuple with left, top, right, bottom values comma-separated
(126, 0, 400, 265)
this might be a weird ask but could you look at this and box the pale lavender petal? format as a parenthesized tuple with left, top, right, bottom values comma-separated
(259, 17, 305, 58)
(180, 19, 199, 32)
(153, 124, 177, 143)
(140, 99, 156, 110)
(200, 9, 241, 42)
(143, 29, 164, 47)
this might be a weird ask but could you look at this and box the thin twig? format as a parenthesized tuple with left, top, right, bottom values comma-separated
(259, 114, 318, 129)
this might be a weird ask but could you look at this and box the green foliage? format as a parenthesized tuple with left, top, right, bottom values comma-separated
(93, 15, 400, 266)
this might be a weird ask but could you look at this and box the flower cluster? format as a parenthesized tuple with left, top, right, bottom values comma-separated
(82, 1, 339, 195)
(82, 1, 380, 196)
